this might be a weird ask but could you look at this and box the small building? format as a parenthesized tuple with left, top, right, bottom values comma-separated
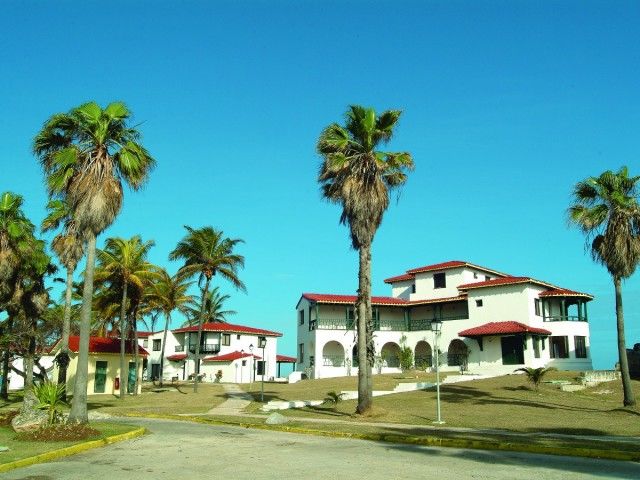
(50, 336, 148, 395)
(297, 260, 594, 378)
(144, 322, 283, 384)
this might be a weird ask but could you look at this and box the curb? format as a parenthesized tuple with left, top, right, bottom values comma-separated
(0, 426, 147, 474)
(117, 412, 640, 462)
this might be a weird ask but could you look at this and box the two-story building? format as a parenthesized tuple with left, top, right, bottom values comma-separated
(143, 322, 282, 384)
(296, 260, 593, 378)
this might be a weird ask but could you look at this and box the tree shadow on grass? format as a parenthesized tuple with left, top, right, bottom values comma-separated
(304, 404, 352, 417)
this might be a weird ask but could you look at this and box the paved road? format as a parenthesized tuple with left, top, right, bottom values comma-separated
(4, 418, 639, 480)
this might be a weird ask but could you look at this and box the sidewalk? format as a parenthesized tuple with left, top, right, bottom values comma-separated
(206, 383, 253, 415)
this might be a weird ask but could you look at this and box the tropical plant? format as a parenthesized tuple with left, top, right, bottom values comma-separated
(182, 286, 236, 326)
(324, 390, 345, 409)
(568, 166, 640, 407)
(317, 105, 414, 413)
(146, 269, 194, 386)
(34, 101, 155, 422)
(41, 199, 83, 399)
(169, 226, 246, 392)
(33, 380, 66, 425)
(399, 335, 414, 372)
(514, 367, 556, 391)
(94, 235, 157, 398)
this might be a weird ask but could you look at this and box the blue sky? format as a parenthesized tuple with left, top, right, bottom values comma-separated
(1, 1, 638, 369)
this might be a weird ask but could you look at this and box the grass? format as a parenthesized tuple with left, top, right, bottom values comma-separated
(241, 371, 443, 405)
(1, 382, 228, 417)
(245, 371, 640, 437)
(88, 382, 228, 416)
(0, 422, 138, 464)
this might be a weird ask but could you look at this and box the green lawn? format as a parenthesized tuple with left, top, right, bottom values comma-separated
(88, 382, 228, 416)
(0, 422, 138, 465)
(245, 372, 640, 437)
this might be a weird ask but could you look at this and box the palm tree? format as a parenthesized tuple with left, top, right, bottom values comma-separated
(146, 269, 194, 386)
(182, 286, 236, 326)
(169, 226, 246, 392)
(317, 105, 413, 414)
(568, 166, 640, 407)
(41, 199, 84, 399)
(94, 235, 157, 399)
(34, 102, 155, 422)
(514, 367, 556, 391)
(0, 192, 39, 399)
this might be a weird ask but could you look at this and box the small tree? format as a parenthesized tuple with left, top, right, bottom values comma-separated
(515, 367, 556, 391)
(399, 335, 413, 372)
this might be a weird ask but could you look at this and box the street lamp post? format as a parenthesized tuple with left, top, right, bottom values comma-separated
(249, 344, 254, 388)
(259, 336, 267, 402)
(240, 349, 244, 383)
(432, 320, 445, 425)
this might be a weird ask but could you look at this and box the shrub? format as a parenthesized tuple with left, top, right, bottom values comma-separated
(324, 391, 345, 408)
(32, 381, 66, 425)
(215, 370, 223, 383)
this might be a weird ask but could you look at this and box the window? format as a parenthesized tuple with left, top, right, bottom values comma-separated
(299, 310, 304, 325)
(309, 355, 315, 367)
(152, 339, 161, 351)
(411, 283, 416, 294)
(534, 299, 541, 316)
(533, 336, 541, 358)
(574, 336, 587, 358)
(347, 308, 355, 320)
(242, 360, 247, 366)
(256, 361, 265, 375)
(475, 299, 483, 307)
(550, 336, 569, 359)
(485, 276, 491, 281)
(236, 334, 241, 340)
(473, 272, 478, 279)
(433, 272, 446, 289)
(222, 334, 231, 346)
(143, 339, 148, 348)
(298, 343, 305, 362)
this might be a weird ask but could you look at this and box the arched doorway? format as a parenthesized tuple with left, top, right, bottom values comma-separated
(380, 342, 401, 368)
(447, 339, 468, 368)
(322, 341, 345, 367)
(415, 341, 432, 369)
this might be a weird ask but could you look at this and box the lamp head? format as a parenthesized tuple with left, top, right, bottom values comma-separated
(258, 337, 267, 348)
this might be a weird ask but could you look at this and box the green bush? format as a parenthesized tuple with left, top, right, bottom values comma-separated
(32, 381, 66, 425)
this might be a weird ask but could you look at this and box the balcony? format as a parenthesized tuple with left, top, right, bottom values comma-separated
(313, 313, 469, 331)
(188, 343, 221, 355)
(543, 315, 586, 322)
(315, 318, 355, 330)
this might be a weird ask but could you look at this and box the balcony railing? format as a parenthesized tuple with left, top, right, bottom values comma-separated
(314, 313, 469, 331)
(175, 345, 184, 352)
(543, 315, 586, 322)
(323, 355, 345, 367)
(188, 343, 221, 355)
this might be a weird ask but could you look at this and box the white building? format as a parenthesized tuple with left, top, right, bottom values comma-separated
(142, 322, 284, 384)
(296, 260, 593, 379)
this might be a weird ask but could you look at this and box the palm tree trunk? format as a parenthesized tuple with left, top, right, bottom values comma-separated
(69, 232, 97, 424)
(119, 282, 128, 400)
(356, 244, 373, 414)
(0, 317, 13, 400)
(57, 266, 74, 401)
(194, 277, 211, 393)
(23, 335, 36, 393)
(159, 313, 171, 387)
(614, 277, 636, 407)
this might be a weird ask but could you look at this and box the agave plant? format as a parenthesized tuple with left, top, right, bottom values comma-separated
(514, 367, 556, 391)
(33, 380, 67, 425)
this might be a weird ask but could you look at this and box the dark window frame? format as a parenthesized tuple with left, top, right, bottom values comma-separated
(534, 298, 541, 316)
(550, 336, 569, 359)
(222, 333, 231, 346)
(433, 272, 446, 289)
(475, 299, 483, 307)
(152, 339, 161, 351)
(574, 336, 587, 358)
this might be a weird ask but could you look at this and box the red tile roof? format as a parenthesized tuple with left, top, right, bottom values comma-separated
(167, 354, 187, 361)
(276, 354, 297, 363)
(302, 293, 407, 306)
(458, 277, 555, 290)
(203, 351, 261, 362)
(539, 288, 593, 299)
(385, 261, 509, 283)
(136, 331, 155, 338)
(459, 321, 551, 337)
(63, 336, 149, 356)
(172, 322, 282, 337)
